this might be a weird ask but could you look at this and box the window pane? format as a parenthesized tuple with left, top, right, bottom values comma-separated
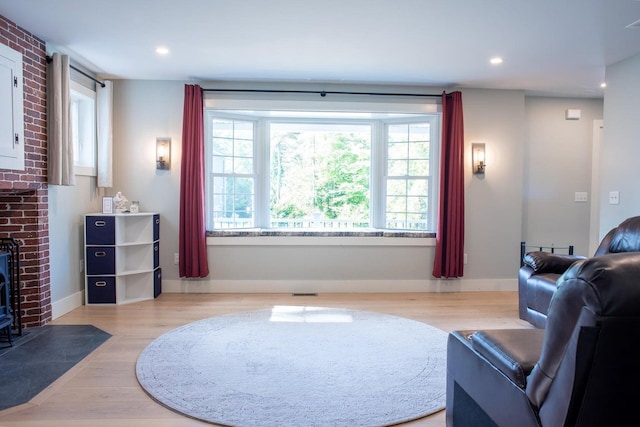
(70, 85, 96, 171)
(212, 119, 233, 138)
(234, 120, 254, 141)
(409, 123, 430, 142)
(212, 176, 255, 229)
(409, 141, 429, 159)
(407, 179, 428, 196)
(388, 160, 408, 176)
(235, 139, 253, 157)
(270, 122, 371, 228)
(386, 179, 406, 197)
(388, 124, 408, 143)
(212, 137, 232, 156)
(388, 142, 408, 159)
(407, 196, 428, 212)
(234, 157, 253, 174)
(212, 155, 234, 174)
(408, 159, 429, 176)
(210, 118, 256, 229)
(384, 121, 431, 231)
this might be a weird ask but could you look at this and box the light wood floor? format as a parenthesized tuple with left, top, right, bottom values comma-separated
(0, 292, 532, 427)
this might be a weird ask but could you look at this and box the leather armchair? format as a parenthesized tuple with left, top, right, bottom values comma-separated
(447, 252, 640, 427)
(519, 215, 640, 327)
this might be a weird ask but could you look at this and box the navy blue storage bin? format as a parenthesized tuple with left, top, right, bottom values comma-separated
(153, 214, 160, 241)
(154, 267, 162, 298)
(87, 276, 116, 304)
(153, 242, 160, 268)
(85, 216, 116, 245)
(86, 247, 116, 275)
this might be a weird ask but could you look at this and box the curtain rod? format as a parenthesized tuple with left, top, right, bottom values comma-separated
(45, 55, 106, 88)
(202, 88, 444, 98)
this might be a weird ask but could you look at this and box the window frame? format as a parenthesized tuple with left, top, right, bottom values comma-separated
(204, 107, 440, 234)
(205, 112, 260, 230)
(380, 115, 440, 232)
(70, 80, 97, 177)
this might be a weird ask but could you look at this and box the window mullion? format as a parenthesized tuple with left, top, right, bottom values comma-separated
(256, 118, 269, 228)
(371, 121, 384, 229)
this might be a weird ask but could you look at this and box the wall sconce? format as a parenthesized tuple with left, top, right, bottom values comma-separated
(472, 143, 486, 175)
(156, 137, 171, 170)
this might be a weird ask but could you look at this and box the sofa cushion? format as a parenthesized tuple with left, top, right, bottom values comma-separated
(522, 251, 583, 274)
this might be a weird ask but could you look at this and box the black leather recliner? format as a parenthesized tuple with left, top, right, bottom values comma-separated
(518, 215, 640, 327)
(447, 252, 640, 426)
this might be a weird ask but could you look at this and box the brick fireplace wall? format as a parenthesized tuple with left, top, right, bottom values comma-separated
(0, 15, 51, 328)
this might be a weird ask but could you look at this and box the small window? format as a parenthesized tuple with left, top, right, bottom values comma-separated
(210, 118, 256, 229)
(384, 121, 433, 230)
(70, 81, 96, 176)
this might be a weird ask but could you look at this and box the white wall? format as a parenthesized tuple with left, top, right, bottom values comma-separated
(522, 97, 603, 256)
(111, 80, 184, 281)
(48, 175, 102, 317)
(600, 52, 640, 234)
(463, 89, 526, 278)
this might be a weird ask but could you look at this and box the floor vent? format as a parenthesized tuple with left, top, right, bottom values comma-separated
(292, 293, 318, 296)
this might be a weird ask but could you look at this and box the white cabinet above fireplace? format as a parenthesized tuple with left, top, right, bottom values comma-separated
(0, 43, 24, 171)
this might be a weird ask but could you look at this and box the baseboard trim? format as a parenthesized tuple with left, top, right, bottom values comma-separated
(162, 278, 517, 294)
(52, 290, 84, 320)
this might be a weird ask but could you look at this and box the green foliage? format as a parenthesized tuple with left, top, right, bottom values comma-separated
(270, 125, 370, 224)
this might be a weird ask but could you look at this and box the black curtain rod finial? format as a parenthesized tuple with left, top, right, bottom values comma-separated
(45, 54, 106, 88)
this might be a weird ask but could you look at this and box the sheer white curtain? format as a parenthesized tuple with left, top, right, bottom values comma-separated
(47, 53, 75, 185)
(96, 80, 113, 188)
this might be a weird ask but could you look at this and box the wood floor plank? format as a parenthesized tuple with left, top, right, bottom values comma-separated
(0, 292, 530, 426)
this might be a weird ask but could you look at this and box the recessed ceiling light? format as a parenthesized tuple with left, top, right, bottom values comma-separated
(600, 82, 607, 88)
(155, 46, 170, 55)
(489, 57, 504, 65)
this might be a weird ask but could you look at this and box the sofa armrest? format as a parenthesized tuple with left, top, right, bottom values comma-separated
(470, 329, 544, 388)
(447, 331, 541, 427)
(522, 251, 585, 274)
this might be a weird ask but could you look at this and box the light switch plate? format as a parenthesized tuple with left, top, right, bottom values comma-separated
(574, 192, 588, 202)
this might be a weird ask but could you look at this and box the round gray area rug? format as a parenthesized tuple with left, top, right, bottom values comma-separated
(136, 306, 447, 427)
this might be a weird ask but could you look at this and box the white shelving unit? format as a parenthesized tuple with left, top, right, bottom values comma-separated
(84, 213, 161, 305)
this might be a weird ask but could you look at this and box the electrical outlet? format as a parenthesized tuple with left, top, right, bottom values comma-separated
(174, 253, 179, 265)
(609, 191, 620, 205)
(463, 253, 468, 264)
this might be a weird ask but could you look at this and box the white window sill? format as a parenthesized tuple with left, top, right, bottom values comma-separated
(206, 229, 435, 246)
(75, 165, 97, 177)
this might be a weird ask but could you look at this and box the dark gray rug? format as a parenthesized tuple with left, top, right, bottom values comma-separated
(137, 307, 447, 427)
(0, 324, 111, 410)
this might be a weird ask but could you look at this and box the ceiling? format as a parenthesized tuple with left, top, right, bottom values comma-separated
(2, 0, 640, 97)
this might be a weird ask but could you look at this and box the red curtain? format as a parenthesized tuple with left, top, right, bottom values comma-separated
(432, 91, 465, 278)
(179, 84, 209, 278)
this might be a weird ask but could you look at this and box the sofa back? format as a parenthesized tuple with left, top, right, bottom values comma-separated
(594, 215, 640, 255)
(525, 252, 640, 426)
